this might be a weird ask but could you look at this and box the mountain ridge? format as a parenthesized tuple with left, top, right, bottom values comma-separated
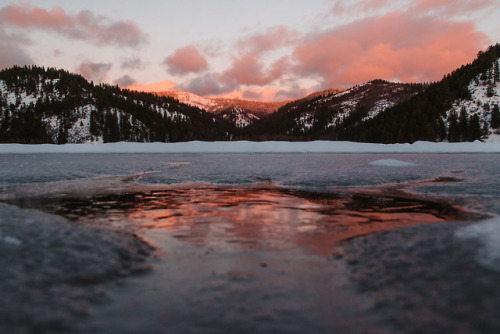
(1, 44, 499, 144)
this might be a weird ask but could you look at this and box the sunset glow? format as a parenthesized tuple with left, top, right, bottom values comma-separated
(61, 187, 471, 257)
(0, 0, 498, 101)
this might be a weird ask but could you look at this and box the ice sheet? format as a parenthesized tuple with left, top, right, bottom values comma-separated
(1, 140, 500, 154)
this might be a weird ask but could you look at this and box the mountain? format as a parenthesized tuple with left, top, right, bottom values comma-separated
(158, 90, 291, 128)
(160, 88, 346, 129)
(1, 44, 499, 144)
(0, 67, 234, 144)
(347, 44, 500, 143)
(241, 80, 425, 140)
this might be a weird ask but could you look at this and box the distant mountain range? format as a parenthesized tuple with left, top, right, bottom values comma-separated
(1, 44, 499, 144)
(158, 88, 345, 128)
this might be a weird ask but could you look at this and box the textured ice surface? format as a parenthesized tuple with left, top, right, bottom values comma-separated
(0, 203, 153, 334)
(456, 217, 500, 272)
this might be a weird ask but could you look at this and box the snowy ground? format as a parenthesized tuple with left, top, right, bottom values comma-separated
(0, 140, 499, 154)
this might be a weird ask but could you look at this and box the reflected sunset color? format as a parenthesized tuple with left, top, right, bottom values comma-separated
(52, 186, 473, 257)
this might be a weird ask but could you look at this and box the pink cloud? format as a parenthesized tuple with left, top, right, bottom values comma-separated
(221, 53, 289, 87)
(76, 61, 112, 82)
(292, 11, 489, 88)
(221, 53, 270, 86)
(170, 2, 492, 101)
(163, 45, 208, 75)
(332, 0, 393, 15)
(236, 25, 299, 53)
(0, 4, 147, 47)
(332, 0, 495, 17)
(412, 0, 495, 16)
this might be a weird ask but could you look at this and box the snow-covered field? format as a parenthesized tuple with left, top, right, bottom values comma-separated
(0, 140, 499, 154)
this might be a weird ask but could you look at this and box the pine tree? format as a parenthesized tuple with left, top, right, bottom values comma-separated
(467, 114, 482, 141)
(491, 104, 500, 129)
(103, 110, 120, 143)
(89, 109, 99, 136)
(57, 118, 68, 144)
(448, 111, 459, 142)
(458, 107, 469, 141)
(494, 60, 500, 83)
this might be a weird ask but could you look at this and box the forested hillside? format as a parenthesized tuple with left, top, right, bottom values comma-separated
(0, 66, 234, 143)
(242, 80, 425, 140)
(348, 44, 500, 143)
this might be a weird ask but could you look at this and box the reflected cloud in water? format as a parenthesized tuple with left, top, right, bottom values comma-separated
(51, 186, 474, 257)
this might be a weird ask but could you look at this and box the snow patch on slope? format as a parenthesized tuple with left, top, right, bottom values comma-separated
(447, 59, 500, 137)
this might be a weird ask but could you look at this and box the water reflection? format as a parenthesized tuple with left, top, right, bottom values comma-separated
(50, 186, 474, 257)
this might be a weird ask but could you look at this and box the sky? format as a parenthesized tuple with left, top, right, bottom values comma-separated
(0, 0, 499, 101)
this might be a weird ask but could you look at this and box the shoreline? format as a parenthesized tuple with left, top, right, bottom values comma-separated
(1, 140, 500, 154)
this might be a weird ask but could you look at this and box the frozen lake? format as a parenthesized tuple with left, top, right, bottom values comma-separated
(1, 152, 500, 333)
(2, 152, 500, 213)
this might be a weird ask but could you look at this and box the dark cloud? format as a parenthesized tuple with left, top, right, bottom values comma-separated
(76, 61, 112, 82)
(114, 74, 136, 87)
(120, 57, 146, 70)
(180, 73, 232, 96)
(241, 89, 263, 100)
(0, 29, 33, 69)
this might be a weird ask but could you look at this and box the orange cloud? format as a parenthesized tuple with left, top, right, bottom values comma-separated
(207, 86, 310, 102)
(0, 4, 147, 47)
(207, 87, 278, 102)
(163, 45, 208, 75)
(127, 80, 178, 93)
(292, 11, 489, 87)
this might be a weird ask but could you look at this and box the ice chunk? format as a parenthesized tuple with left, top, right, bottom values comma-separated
(2, 235, 22, 246)
(456, 217, 500, 272)
(368, 159, 416, 167)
